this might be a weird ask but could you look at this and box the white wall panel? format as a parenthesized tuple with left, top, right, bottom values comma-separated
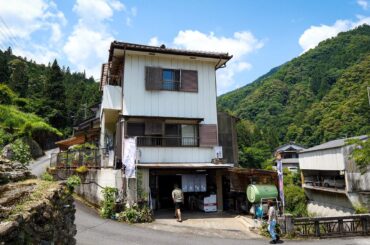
(139, 147, 214, 163)
(123, 54, 218, 124)
(299, 148, 345, 170)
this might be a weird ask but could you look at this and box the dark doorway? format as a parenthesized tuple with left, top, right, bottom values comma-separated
(158, 175, 182, 209)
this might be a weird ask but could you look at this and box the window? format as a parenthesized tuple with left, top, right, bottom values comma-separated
(145, 67, 197, 92)
(181, 125, 198, 146)
(162, 69, 180, 91)
(126, 123, 145, 137)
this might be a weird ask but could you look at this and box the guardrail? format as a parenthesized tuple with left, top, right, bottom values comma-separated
(292, 214, 370, 238)
(50, 148, 109, 169)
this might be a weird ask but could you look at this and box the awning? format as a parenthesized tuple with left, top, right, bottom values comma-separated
(137, 163, 234, 169)
(55, 135, 85, 150)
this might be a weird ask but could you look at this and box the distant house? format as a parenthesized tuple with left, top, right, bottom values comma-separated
(275, 143, 305, 172)
(299, 135, 369, 216)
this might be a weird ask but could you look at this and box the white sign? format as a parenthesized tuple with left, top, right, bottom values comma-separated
(214, 146, 223, 159)
(123, 137, 137, 178)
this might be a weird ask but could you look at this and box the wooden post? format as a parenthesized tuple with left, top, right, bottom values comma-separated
(216, 170, 223, 212)
(314, 220, 320, 237)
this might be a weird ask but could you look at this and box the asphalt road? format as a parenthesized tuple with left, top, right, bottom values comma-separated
(29, 151, 370, 245)
(74, 200, 370, 245)
(28, 148, 58, 177)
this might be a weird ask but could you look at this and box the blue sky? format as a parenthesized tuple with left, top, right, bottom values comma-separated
(0, 0, 369, 94)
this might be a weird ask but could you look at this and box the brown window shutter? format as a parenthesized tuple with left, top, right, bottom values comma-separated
(180, 70, 198, 92)
(145, 67, 162, 90)
(145, 120, 163, 135)
(199, 124, 218, 147)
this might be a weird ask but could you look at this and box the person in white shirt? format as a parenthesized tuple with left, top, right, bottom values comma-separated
(267, 200, 279, 244)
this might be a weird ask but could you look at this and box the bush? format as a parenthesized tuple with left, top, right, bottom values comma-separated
(41, 172, 54, 181)
(10, 139, 32, 165)
(284, 185, 308, 217)
(354, 203, 369, 214)
(0, 84, 16, 105)
(0, 129, 13, 148)
(100, 187, 117, 219)
(117, 205, 154, 223)
(66, 175, 81, 193)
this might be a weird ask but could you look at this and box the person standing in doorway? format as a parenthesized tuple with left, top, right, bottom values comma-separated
(172, 184, 184, 222)
(267, 200, 279, 244)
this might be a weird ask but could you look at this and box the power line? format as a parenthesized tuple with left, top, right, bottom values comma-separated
(0, 16, 19, 47)
(0, 27, 16, 48)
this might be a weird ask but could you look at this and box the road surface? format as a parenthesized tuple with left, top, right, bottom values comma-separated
(28, 148, 58, 177)
(75, 200, 370, 245)
(29, 150, 370, 245)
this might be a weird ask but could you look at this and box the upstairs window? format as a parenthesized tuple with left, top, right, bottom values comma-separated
(145, 67, 198, 92)
(162, 69, 180, 91)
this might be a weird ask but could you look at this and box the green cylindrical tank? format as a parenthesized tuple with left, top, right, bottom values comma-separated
(246, 184, 278, 203)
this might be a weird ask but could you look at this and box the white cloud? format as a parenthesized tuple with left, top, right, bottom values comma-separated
(172, 30, 263, 94)
(0, 0, 66, 43)
(299, 17, 370, 53)
(14, 44, 60, 64)
(148, 36, 163, 46)
(357, 0, 369, 10)
(63, 24, 113, 77)
(64, 0, 126, 78)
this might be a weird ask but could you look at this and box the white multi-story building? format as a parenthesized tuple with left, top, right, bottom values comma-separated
(99, 41, 235, 210)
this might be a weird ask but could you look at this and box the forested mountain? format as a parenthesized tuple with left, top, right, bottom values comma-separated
(0, 48, 101, 150)
(218, 25, 370, 168)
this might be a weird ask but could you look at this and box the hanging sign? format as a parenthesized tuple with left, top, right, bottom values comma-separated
(123, 137, 137, 178)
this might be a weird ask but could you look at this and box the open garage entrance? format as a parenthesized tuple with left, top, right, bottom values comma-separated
(147, 168, 224, 212)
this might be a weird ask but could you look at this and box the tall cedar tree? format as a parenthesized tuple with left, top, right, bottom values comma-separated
(44, 59, 66, 128)
(8, 59, 28, 97)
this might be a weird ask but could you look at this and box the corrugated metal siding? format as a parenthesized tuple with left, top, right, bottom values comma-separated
(123, 54, 217, 124)
(299, 147, 345, 170)
(139, 147, 214, 163)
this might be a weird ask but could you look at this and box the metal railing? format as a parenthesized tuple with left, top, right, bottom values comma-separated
(293, 214, 370, 238)
(50, 148, 109, 169)
(136, 136, 199, 147)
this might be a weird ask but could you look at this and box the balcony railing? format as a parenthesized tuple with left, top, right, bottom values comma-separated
(50, 148, 109, 169)
(137, 136, 199, 147)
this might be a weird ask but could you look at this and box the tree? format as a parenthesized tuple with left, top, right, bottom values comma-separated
(8, 59, 28, 97)
(347, 137, 370, 174)
(44, 59, 66, 128)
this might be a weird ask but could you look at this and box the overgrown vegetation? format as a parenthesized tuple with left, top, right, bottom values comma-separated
(100, 187, 118, 219)
(283, 169, 307, 217)
(218, 25, 370, 168)
(10, 139, 32, 165)
(0, 47, 101, 141)
(347, 137, 370, 173)
(353, 203, 369, 214)
(66, 175, 81, 193)
(41, 172, 54, 181)
(117, 205, 154, 223)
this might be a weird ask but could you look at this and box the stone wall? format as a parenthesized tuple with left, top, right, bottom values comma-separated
(0, 180, 76, 244)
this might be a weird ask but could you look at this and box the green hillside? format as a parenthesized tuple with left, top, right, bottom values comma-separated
(0, 48, 101, 150)
(218, 25, 370, 168)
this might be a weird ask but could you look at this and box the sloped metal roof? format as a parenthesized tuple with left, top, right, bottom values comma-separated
(300, 135, 368, 153)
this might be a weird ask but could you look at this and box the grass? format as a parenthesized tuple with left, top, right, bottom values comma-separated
(3, 179, 60, 221)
